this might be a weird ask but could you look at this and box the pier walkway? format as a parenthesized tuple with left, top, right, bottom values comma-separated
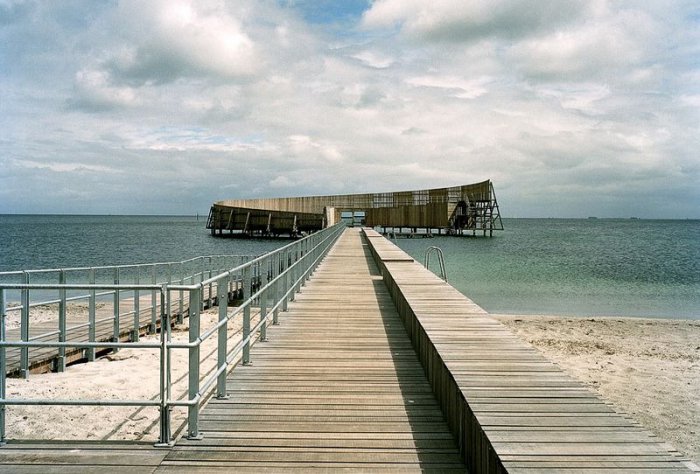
(157, 227, 466, 471)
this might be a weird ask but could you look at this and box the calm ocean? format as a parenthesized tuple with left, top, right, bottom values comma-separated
(0, 215, 698, 319)
(395, 218, 699, 319)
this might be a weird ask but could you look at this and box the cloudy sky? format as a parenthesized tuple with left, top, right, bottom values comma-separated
(1, 0, 698, 218)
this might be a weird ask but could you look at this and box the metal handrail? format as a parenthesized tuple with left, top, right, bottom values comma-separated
(0, 222, 346, 447)
(424, 246, 448, 282)
(0, 254, 245, 277)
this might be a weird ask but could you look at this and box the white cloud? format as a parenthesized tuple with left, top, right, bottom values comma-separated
(509, 9, 655, 80)
(536, 83, 611, 114)
(269, 175, 292, 188)
(362, 0, 588, 41)
(406, 75, 491, 99)
(352, 50, 395, 69)
(105, 0, 258, 84)
(14, 159, 120, 174)
(287, 135, 344, 163)
(0, 0, 697, 218)
(71, 69, 139, 110)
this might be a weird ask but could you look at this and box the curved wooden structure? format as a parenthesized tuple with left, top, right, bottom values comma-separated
(207, 180, 503, 237)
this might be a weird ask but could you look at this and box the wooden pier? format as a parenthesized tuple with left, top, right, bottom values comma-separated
(208, 180, 503, 237)
(0, 228, 697, 472)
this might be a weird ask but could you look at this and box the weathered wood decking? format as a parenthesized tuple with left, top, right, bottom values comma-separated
(156, 227, 466, 472)
(0, 227, 697, 473)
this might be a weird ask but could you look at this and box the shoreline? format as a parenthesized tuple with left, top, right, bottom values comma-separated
(494, 313, 700, 464)
(490, 312, 700, 323)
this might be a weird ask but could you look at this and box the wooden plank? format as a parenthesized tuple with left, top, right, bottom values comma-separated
(0, 442, 168, 473)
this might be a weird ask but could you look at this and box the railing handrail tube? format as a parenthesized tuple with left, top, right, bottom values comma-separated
(0, 398, 162, 407)
(0, 254, 250, 277)
(0, 284, 162, 291)
(0, 341, 162, 349)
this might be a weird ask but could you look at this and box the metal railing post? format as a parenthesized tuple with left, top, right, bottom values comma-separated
(282, 250, 289, 311)
(20, 272, 29, 378)
(166, 264, 172, 320)
(200, 258, 206, 311)
(289, 248, 297, 302)
(230, 258, 237, 300)
(113, 267, 120, 351)
(0, 289, 7, 445)
(87, 268, 96, 361)
(178, 263, 184, 324)
(133, 270, 140, 342)
(187, 286, 203, 440)
(273, 252, 280, 325)
(56, 270, 66, 372)
(303, 241, 309, 277)
(150, 265, 157, 334)
(207, 257, 213, 309)
(155, 289, 172, 447)
(259, 285, 268, 343)
(242, 265, 252, 365)
(216, 276, 229, 399)
(294, 243, 302, 296)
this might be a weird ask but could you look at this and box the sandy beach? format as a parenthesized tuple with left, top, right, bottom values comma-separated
(4, 309, 698, 465)
(495, 314, 700, 464)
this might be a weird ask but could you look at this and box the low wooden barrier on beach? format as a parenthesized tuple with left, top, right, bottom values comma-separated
(364, 228, 698, 473)
(3, 291, 206, 376)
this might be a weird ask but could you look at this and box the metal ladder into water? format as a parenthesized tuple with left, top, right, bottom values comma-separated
(424, 246, 447, 282)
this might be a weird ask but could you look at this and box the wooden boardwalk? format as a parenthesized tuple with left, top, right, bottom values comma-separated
(156, 228, 466, 472)
(1, 227, 697, 473)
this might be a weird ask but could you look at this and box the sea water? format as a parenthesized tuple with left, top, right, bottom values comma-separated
(394, 218, 699, 319)
(0, 215, 698, 319)
(0, 215, 282, 271)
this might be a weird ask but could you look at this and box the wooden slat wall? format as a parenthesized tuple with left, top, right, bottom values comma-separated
(365, 202, 448, 228)
(216, 181, 493, 215)
(209, 181, 497, 233)
(363, 228, 698, 474)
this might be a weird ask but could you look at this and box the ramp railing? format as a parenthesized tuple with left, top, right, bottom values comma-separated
(0, 223, 345, 446)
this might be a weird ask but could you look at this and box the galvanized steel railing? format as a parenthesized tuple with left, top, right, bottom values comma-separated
(0, 223, 345, 446)
(0, 254, 247, 377)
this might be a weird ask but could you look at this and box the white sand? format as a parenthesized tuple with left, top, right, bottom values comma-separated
(4, 302, 108, 329)
(495, 314, 700, 464)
